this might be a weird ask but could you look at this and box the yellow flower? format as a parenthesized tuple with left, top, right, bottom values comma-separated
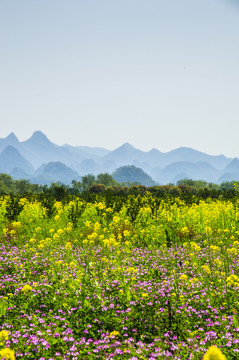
(203, 346, 226, 360)
(227, 247, 237, 255)
(214, 259, 222, 267)
(210, 245, 219, 252)
(98, 202, 105, 210)
(113, 216, 120, 224)
(94, 222, 101, 231)
(180, 274, 188, 281)
(226, 274, 239, 287)
(53, 233, 59, 241)
(65, 242, 72, 250)
(201, 265, 211, 275)
(0, 330, 9, 342)
(12, 221, 21, 228)
(21, 285, 32, 293)
(19, 197, 27, 206)
(123, 230, 130, 237)
(191, 242, 201, 252)
(0, 348, 15, 360)
(108, 331, 120, 338)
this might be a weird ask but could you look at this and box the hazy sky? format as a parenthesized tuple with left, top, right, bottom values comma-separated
(1, 0, 239, 157)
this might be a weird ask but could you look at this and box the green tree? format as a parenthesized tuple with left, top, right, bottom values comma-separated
(96, 173, 118, 187)
(81, 174, 96, 190)
(89, 183, 105, 193)
(71, 180, 84, 194)
(15, 179, 31, 195)
(0, 174, 15, 193)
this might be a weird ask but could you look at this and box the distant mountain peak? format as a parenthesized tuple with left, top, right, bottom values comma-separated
(26, 131, 51, 144)
(148, 148, 161, 154)
(229, 157, 239, 163)
(0, 145, 34, 175)
(224, 157, 239, 172)
(6, 132, 19, 142)
(169, 146, 198, 154)
(119, 142, 135, 150)
(2, 145, 20, 155)
(111, 142, 139, 154)
(32, 130, 48, 139)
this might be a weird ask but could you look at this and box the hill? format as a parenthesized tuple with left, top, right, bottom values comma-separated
(31, 162, 80, 185)
(113, 165, 156, 187)
(0, 146, 34, 175)
(0, 131, 238, 185)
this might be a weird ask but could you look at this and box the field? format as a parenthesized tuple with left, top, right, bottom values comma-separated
(0, 193, 238, 359)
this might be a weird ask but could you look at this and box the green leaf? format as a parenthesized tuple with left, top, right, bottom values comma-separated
(51, 338, 58, 345)
(0, 300, 7, 316)
(233, 315, 239, 328)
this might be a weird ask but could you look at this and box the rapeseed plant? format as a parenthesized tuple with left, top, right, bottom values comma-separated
(21, 284, 32, 293)
(203, 346, 226, 360)
(0, 348, 15, 360)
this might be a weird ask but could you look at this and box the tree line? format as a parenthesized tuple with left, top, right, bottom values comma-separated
(0, 173, 238, 201)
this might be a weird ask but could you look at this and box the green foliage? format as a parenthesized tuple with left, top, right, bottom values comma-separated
(96, 173, 118, 187)
(39, 194, 56, 218)
(14, 179, 35, 194)
(0, 194, 238, 359)
(48, 183, 68, 201)
(0, 174, 16, 194)
(177, 178, 220, 190)
(67, 200, 86, 228)
(81, 174, 96, 189)
(4, 195, 24, 221)
(89, 183, 105, 193)
(0, 299, 7, 316)
(0, 172, 239, 201)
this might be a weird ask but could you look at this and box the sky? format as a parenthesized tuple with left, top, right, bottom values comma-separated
(0, 0, 239, 157)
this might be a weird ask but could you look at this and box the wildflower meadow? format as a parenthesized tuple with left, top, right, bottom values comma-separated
(0, 192, 238, 359)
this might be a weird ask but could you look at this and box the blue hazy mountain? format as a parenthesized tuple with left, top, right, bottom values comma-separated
(20, 131, 75, 168)
(0, 133, 20, 153)
(63, 144, 110, 159)
(113, 165, 156, 187)
(75, 159, 101, 176)
(101, 144, 230, 170)
(101, 142, 144, 166)
(155, 161, 220, 185)
(0, 146, 34, 175)
(0, 131, 237, 185)
(217, 158, 239, 183)
(31, 161, 80, 185)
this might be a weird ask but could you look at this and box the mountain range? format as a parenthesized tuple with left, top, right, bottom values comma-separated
(0, 131, 238, 186)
